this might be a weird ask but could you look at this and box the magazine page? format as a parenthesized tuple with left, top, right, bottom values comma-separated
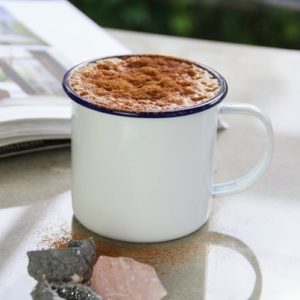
(0, 0, 130, 156)
(1, 0, 130, 65)
(0, 5, 69, 108)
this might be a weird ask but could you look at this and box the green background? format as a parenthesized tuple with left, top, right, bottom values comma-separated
(70, 0, 300, 50)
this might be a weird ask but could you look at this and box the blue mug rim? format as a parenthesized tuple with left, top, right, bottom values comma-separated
(62, 54, 228, 118)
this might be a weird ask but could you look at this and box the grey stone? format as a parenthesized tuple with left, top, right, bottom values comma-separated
(27, 238, 96, 283)
(68, 238, 96, 266)
(31, 281, 63, 300)
(32, 281, 102, 300)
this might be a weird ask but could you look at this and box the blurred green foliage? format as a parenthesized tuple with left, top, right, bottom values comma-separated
(70, 0, 300, 49)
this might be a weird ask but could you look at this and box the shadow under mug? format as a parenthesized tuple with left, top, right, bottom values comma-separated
(63, 54, 273, 243)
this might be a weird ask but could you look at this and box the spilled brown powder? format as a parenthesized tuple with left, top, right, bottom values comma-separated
(69, 55, 220, 113)
(37, 223, 71, 250)
(39, 219, 206, 272)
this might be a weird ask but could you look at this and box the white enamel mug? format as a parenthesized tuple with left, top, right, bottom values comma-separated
(63, 55, 273, 243)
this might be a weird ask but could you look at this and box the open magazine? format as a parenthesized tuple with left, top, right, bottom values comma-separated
(0, 1, 226, 158)
(0, 0, 129, 157)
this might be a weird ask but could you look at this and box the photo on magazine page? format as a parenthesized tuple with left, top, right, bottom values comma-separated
(0, 6, 69, 107)
(0, 6, 70, 157)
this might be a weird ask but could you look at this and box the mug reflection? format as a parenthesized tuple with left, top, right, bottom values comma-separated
(71, 217, 262, 300)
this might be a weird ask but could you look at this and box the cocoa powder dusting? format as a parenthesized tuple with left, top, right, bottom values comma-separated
(39, 218, 206, 271)
(70, 55, 220, 113)
(37, 223, 71, 250)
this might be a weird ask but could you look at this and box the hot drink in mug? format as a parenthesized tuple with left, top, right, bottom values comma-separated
(63, 55, 273, 243)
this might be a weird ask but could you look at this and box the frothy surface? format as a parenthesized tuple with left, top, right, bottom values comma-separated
(69, 55, 220, 113)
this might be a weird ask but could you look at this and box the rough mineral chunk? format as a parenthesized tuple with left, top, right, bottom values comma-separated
(31, 281, 102, 300)
(27, 238, 96, 283)
(91, 256, 167, 300)
(68, 239, 96, 266)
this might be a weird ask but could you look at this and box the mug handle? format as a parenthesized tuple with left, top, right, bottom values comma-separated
(213, 103, 273, 197)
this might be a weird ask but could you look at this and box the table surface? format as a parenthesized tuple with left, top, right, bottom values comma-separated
(1, 29, 300, 300)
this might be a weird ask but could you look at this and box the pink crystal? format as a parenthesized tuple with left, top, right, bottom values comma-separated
(91, 256, 167, 300)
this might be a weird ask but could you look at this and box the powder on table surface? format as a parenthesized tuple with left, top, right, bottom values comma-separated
(69, 55, 220, 113)
(39, 219, 206, 271)
(37, 223, 71, 250)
